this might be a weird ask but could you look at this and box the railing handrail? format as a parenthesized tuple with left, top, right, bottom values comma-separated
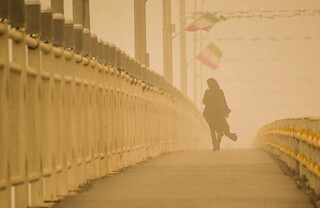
(254, 117, 320, 195)
(0, 1, 210, 207)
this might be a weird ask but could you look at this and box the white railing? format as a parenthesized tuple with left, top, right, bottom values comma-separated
(253, 117, 320, 195)
(0, 1, 210, 207)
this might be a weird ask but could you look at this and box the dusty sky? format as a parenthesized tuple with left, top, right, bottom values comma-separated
(40, 0, 320, 148)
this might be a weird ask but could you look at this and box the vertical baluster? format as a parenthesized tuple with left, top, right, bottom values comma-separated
(82, 28, 93, 181)
(126, 56, 131, 165)
(309, 118, 316, 192)
(137, 61, 142, 163)
(120, 51, 128, 168)
(25, 0, 44, 206)
(90, 33, 100, 179)
(40, 7, 58, 203)
(52, 12, 68, 197)
(63, 19, 76, 192)
(0, 0, 10, 206)
(97, 39, 107, 177)
(103, 41, 112, 174)
(108, 43, 117, 173)
(8, 0, 29, 207)
(127, 57, 135, 166)
(141, 64, 147, 161)
(73, 23, 85, 187)
(114, 47, 122, 170)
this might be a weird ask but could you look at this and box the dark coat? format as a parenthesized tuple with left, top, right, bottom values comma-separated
(202, 88, 230, 129)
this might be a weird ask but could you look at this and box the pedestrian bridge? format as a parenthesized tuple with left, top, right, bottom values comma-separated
(1, 1, 320, 208)
(53, 149, 314, 208)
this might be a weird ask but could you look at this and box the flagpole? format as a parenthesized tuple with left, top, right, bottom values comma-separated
(163, 0, 173, 83)
(200, 0, 206, 110)
(179, 0, 187, 96)
(193, 0, 198, 106)
(199, 30, 203, 109)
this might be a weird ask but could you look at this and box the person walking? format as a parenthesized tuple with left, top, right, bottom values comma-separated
(202, 78, 237, 151)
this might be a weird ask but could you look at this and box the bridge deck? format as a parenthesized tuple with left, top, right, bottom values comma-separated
(53, 149, 313, 208)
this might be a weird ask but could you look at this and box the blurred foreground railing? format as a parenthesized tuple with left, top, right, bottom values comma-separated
(0, 1, 210, 207)
(253, 117, 320, 195)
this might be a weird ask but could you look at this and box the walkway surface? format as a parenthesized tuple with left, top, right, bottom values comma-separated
(53, 149, 313, 208)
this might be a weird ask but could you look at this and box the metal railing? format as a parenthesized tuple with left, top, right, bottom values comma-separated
(253, 117, 320, 195)
(0, 1, 210, 207)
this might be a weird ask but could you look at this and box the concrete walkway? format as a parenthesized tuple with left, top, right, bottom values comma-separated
(53, 149, 313, 208)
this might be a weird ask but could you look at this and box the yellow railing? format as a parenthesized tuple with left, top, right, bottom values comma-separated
(0, 3, 210, 208)
(253, 117, 320, 194)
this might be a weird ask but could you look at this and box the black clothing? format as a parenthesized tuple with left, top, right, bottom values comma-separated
(203, 88, 230, 131)
(202, 88, 236, 150)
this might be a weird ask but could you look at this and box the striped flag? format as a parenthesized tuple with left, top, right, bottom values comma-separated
(196, 43, 223, 70)
(186, 12, 220, 32)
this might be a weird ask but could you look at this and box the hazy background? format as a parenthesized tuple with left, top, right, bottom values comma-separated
(40, 0, 320, 148)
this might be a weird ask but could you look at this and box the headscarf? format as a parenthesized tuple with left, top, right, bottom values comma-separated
(207, 78, 220, 90)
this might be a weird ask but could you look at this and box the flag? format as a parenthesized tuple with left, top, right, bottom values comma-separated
(196, 43, 223, 70)
(186, 12, 220, 32)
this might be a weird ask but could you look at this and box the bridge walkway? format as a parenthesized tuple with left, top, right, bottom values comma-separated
(53, 149, 313, 208)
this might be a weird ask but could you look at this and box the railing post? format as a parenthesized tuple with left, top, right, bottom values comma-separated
(309, 118, 317, 192)
(255, 118, 320, 196)
(90, 33, 101, 179)
(136, 61, 143, 162)
(114, 47, 121, 169)
(82, 27, 93, 181)
(120, 51, 126, 167)
(73, 23, 85, 186)
(51, 0, 64, 14)
(9, 0, 25, 28)
(73, 0, 84, 26)
(132, 60, 139, 164)
(120, 50, 128, 168)
(126, 54, 132, 166)
(8, 0, 29, 207)
(0, 0, 9, 21)
(25, 0, 44, 206)
(127, 57, 135, 166)
(103, 41, 112, 174)
(108, 43, 117, 173)
(40, 7, 59, 202)
(63, 19, 77, 191)
(97, 39, 108, 177)
(0, 0, 10, 207)
(52, 12, 69, 197)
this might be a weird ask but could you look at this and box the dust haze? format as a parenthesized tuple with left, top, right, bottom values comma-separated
(40, 0, 320, 148)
